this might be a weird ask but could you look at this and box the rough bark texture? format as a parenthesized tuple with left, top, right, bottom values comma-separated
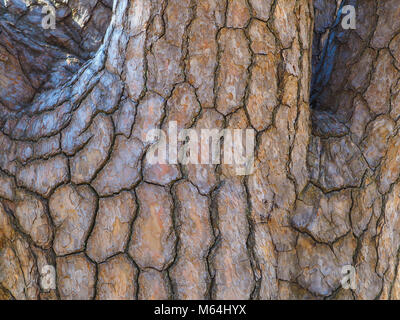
(0, 0, 400, 300)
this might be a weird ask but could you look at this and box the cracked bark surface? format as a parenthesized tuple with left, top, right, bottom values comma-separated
(0, 0, 400, 300)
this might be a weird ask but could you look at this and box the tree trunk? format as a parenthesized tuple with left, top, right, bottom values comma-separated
(0, 0, 399, 300)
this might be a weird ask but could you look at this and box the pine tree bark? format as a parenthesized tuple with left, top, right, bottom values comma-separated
(0, 0, 400, 300)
